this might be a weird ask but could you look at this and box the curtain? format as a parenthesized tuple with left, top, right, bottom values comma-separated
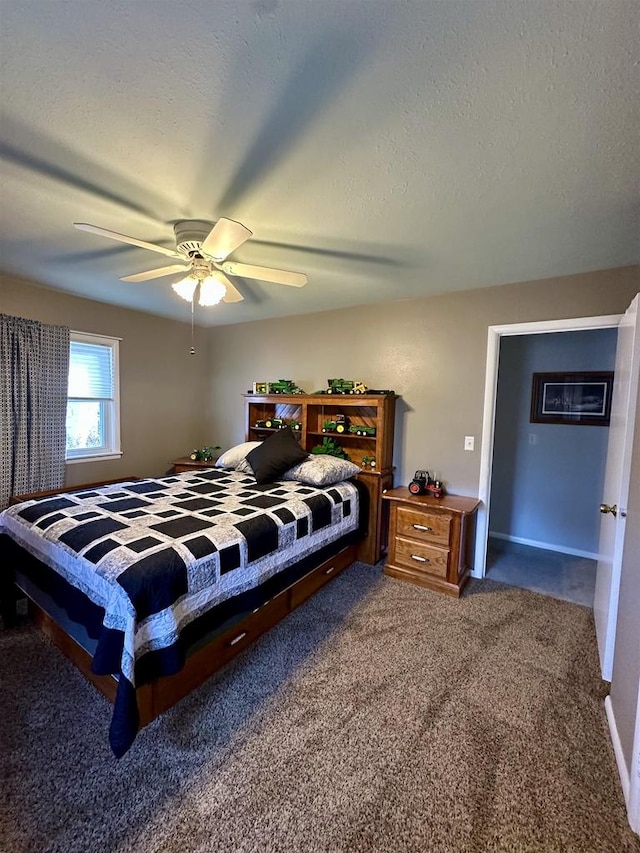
(0, 314, 70, 510)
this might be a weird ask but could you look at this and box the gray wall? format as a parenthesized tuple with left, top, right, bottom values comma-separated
(205, 267, 639, 499)
(489, 329, 617, 555)
(0, 272, 212, 486)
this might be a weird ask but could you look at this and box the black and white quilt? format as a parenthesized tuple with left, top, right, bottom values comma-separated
(0, 469, 360, 755)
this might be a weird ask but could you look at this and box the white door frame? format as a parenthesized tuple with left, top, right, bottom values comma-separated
(473, 313, 622, 579)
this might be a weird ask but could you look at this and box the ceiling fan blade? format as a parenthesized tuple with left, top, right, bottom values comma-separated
(74, 222, 182, 260)
(221, 261, 307, 287)
(120, 264, 189, 283)
(200, 218, 252, 262)
(213, 271, 244, 303)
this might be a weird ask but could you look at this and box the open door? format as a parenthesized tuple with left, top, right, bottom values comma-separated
(594, 293, 640, 681)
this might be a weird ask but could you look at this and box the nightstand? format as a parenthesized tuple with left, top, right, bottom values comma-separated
(172, 456, 219, 474)
(382, 488, 481, 597)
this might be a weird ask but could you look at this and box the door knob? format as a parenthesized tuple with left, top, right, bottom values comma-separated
(599, 503, 617, 517)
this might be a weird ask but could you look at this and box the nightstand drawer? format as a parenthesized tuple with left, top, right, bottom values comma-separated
(396, 506, 450, 546)
(393, 536, 449, 578)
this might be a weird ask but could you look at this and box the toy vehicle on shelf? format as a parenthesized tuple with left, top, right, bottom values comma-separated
(325, 378, 368, 395)
(322, 414, 348, 433)
(254, 418, 286, 429)
(189, 445, 221, 461)
(289, 420, 302, 431)
(268, 379, 305, 394)
(348, 424, 376, 437)
(361, 455, 376, 469)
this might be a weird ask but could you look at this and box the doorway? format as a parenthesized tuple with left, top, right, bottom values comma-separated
(484, 328, 617, 605)
(473, 313, 622, 586)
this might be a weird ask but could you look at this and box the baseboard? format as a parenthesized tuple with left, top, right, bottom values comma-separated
(488, 531, 598, 561)
(605, 695, 631, 808)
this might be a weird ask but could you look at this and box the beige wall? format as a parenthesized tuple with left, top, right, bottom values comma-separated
(2, 265, 638, 496)
(1, 273, 211, 486)
(206, 266, 640, 496)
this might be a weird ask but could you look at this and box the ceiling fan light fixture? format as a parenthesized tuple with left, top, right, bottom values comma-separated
(198, 275, 227, 306)
(172, 275, 199, 302)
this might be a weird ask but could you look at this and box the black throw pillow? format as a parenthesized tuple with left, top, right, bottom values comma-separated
(246, 426, 309, 484)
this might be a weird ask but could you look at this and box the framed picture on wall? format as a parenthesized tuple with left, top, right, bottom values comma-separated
(530, 371, 614, 426)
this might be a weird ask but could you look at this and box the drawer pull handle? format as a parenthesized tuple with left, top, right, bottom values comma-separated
(411, 555, 430, 563)
(413, 524, 432, 532)
(324, 565, 336, 575)
(229, 631, 247, 646)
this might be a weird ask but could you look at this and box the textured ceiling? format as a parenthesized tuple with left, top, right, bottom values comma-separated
(0, 1, 638, 327)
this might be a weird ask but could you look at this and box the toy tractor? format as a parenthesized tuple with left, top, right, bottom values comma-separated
(268, 379, 305, 394)
(189, 445, 221, 462)
(348, 424, 376, 437)
(326, 378, 368, 395)
(322, 414, 348, 433)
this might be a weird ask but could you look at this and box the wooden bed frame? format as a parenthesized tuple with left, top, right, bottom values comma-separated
(6, 477, 367, 729)
(28, 542, 358, 727)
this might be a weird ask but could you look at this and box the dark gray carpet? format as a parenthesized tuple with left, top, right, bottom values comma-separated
(1, 564, 638, 853)
(486, 537, 596, 607)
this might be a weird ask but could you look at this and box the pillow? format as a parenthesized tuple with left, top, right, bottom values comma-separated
(234, 457, 254, 475)
(215, 441, 262, 469)
(246, 427, 309, 484)
(282, 455, 361, 487)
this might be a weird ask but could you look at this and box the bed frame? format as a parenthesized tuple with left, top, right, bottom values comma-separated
(5, 477, 367, 730)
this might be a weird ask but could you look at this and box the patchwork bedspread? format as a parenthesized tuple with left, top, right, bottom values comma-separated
(0, 469, 360, 755)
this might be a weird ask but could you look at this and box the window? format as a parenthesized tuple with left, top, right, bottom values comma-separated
(66, 332, 121, 462)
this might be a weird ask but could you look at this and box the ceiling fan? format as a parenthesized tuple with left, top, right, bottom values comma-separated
(73, 218, 308, 306)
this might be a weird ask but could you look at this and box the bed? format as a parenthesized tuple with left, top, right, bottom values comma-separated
(0, 448, 369, 757)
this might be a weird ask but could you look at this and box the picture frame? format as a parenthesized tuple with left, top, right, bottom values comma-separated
(252, 382, 269, 394)
(530, 371, 614, 426)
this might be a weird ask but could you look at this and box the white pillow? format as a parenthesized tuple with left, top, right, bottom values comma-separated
(215, 441, 262, 469)
(281, 455, 361, 486)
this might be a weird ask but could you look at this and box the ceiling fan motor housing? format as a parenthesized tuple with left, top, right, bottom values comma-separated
(174, 220, 213, 257)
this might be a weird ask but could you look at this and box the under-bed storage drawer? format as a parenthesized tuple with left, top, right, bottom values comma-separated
(288, 546, 355, 609)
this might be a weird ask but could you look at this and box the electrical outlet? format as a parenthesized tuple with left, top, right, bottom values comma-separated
(528, 433, 537, 445)
(464, 436, 475, 451)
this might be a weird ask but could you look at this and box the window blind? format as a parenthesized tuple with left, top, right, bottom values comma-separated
(68, 341, 114, 400)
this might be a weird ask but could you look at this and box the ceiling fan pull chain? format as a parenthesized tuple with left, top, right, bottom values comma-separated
(190, 295, 196, 355)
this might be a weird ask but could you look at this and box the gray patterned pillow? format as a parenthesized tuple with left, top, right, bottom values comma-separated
(282, 455, 361, 486)
(235, 457, 255, 474)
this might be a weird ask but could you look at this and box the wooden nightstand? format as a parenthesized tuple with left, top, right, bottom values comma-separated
(382, 488, 481, 597)
(172, 456, 219, 474)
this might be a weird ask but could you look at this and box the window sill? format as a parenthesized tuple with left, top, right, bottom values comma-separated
(66, 451, 123, 465)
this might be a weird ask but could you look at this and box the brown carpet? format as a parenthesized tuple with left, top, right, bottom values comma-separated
(1, 563, 638, 853)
